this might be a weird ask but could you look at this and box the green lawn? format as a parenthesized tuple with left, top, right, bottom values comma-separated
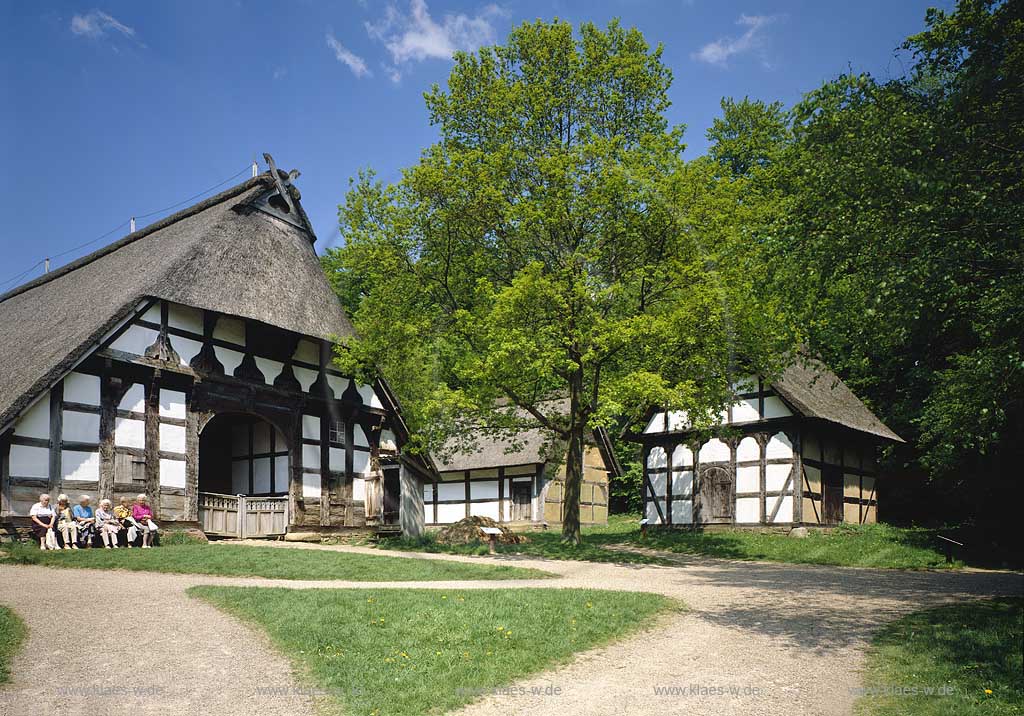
(0, 542, 551, 581)
(856, 598, 1023, 716)
(380, 514, 964, 569)
(0, 605, 27, 684)
(191, 586, 676, 716)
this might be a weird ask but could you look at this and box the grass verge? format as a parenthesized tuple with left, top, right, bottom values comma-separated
(856, 598, 1023, 715)
(379, 514, 963, 569)
(190, 586, 676, 716)
(0, 542, 551, 581)
(0, 605, 27, 684)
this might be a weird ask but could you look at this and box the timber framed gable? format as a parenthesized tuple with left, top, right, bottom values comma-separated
(631, 360, 900, 530)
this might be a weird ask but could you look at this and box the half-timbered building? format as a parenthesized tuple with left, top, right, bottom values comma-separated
(426, 405, 619, 528)
(0, 163, 429, 540)
(633, 358, 902, 529)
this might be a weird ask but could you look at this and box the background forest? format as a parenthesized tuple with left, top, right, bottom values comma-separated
(324, 0, 1022, 544)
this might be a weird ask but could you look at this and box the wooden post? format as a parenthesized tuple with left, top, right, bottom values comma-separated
(343, 419, 355, 526)
(144, 375, 161, 519)
(287, 410, 302, 530)
(1, 430, 11, 518)
(758, 433, 767, 524)
(48, 382, 64, 498)
(666, 442, 674, 526)
(98, 375, 117, 501)
(237, 495, 246, 539)
(319, 408, 331, 528)
(792, 430, 804, 524)
(641, 446, 648, 523)
(497, 466, 505, 522)
(728, 438, 737, 526)
(184, 393, 200, 521)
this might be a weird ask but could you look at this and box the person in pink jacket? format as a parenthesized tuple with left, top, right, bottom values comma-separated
(131, 494, 159, 548)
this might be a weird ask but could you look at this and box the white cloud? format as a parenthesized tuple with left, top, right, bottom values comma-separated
(365, 0, 503, 67)
(70, 10, 136, 40)
(693, 14, 775, 67)
(326, 33, 372, 78)
(382, 63, 403, 83)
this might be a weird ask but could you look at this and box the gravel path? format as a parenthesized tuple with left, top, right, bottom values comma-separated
(0, 544, 1019, 716)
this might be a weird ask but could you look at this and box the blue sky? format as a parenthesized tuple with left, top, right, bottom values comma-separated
(0, 0, 950, 291)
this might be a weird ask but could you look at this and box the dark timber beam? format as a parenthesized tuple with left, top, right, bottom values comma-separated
(144, 374, 161, 519)
(48, 383, 64, 498)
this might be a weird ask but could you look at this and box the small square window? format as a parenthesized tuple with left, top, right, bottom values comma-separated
(329, 421, 345, 446)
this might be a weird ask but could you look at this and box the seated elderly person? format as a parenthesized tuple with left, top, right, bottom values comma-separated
(95, 499, 122, 549)
(55, 494, 78, 550)
(131, 494, 159, 549)
(113, 496, 137, 547)
(29, 493, 56, 550)
(72, 494, 96, 548)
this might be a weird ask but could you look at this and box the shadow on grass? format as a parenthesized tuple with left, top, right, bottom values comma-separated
(858, 598, 1024, 715)
(384, 519, 980, 570)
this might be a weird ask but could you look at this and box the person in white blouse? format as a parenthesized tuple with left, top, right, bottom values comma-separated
(29, 493, 56, 550)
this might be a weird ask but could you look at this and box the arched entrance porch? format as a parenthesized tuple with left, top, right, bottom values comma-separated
(198, 413, 290, 538)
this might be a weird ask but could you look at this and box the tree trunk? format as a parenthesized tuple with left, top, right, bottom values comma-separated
(561, 369, 585, 545)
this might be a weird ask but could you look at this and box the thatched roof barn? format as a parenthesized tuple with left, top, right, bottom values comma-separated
(1, 163, 427, 541)
(429, 400, 621, 527)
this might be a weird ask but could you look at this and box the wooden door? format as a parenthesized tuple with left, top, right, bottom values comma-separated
(511, 483, 532, 521)
(822, 467, 844, 524)
(699, 466, 733, 523)
(382, 468, 401, 525)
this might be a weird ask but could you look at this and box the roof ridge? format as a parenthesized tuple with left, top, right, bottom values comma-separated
(0, 174, 274, 305)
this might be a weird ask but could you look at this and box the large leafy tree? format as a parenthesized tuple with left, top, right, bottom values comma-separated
(324, 20, 790, 543)
(713, 0, 1023, 526)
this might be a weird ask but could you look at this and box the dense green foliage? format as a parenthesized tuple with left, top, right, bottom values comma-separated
(0, 605, 27, 684)
(191, 586, 676, 716)
(705, 0, 1023, 528)
(0, 542, 549, 581)
(326, 2, 1021, 535)
(856, 598, 1023, 716)
(380, 514, 971, 569)
(324, 19, 791, 543)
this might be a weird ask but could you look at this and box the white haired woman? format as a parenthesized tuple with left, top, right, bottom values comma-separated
(29, 493, 56, 550)
(72, 494, 96, 547)
(95, 499, 122, 548)
(131, 494, 158, 548)
(55, 494, 79, 549)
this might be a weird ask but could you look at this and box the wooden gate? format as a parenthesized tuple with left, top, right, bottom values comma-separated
(199, 492, 288, 538)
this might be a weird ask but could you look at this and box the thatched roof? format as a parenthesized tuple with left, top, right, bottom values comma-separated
(0, 172, 354, 431)
(773, 357, 903, 442)
(435, 399, 622, 476)
(436, 424, 556, 472)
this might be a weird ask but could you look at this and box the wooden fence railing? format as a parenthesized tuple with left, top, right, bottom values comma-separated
(198, 492, 287, 539)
